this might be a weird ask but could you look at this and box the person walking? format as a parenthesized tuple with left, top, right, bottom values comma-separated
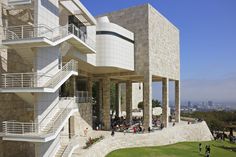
(205, 145, 211, 157)
(111, 128, 115, 137)
(199, 143, 202, 154)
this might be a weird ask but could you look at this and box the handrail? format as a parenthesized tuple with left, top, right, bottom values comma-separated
(44, 59, 78, 88)
(2, 99, 77, 136)
(4, 25, 53, 40)
(3, 24, 96, 50)
(0, 72, 51, 88)
(1, 59, 78, 88)
(8, 0, 32, 6)
(61, 135, 79, 157)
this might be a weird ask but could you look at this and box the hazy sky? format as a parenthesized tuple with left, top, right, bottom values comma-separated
(81, 0, 236, 102)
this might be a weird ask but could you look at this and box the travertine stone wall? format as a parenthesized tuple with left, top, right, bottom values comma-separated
(0, 94, 34, 132)
(149, 5, 180, 80)
(72, 105, 93, 137)
(79, 103, 93, 128)
(0, 141, 35, 157)
(0, 94, 34, 157)
(105, 4, 180, 80)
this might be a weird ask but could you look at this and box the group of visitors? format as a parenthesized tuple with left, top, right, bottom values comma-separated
(199, 143, 211, 157)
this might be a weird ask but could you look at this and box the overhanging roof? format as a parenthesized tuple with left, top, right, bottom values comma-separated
(59, 0, 96, 26)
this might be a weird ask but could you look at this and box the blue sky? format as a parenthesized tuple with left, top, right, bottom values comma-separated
(81, 0, 236, 102)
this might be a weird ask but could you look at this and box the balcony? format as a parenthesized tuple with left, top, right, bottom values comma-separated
(2, 24, 96, 54)
(0, 98, 78, 142)
(76, 91, 93, 103)
(0, 59, 78, 93)
(8, 0, 32, 6)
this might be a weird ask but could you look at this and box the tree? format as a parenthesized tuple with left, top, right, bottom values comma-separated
(152, 99, 161, 108)
(137, 99, 161, 110)
(138, 101, 143, 109)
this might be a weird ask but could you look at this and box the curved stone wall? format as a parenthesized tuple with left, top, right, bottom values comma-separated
(76, 121, 213, 157)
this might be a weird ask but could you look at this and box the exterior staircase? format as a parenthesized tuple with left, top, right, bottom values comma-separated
(55, 145, 67, 157)
(0, 59, 78, 93)
(1, 98, 78, 142)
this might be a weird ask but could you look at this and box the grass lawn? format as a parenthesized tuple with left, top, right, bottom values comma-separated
(106, 140, 236, 157)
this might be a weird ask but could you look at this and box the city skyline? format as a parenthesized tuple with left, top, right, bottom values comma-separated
(81, 0, 236, 103)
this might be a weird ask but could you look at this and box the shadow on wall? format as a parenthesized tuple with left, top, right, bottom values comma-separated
(41, 0, 59, 16)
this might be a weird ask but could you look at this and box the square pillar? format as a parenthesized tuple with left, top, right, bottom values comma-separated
(87, 77, 93, 98)
(115, 83, 120, 117)
(102, 77, 110, 130)
(126, 81, 132, 123)
(175, 80, 180, 122)
(143, 74, 152, 130)
(162, 78, 169, 127)
(99, 80, 103, 123)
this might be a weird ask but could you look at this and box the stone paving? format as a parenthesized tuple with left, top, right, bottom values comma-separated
(71, 121, 213, 157)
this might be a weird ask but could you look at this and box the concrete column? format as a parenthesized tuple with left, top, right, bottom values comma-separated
(126, 81, 132, 123)
(162, 78, 169, 127)
(143, 74, 152, 130)
(115, 83, 120, 117)
(99, 80, 103, 123)
(175, 80, 180, 122)
(102, 77, 110, 130)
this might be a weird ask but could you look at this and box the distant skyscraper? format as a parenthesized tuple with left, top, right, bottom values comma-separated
(208, 101, 213, 107)
(188, 101, 192, 108)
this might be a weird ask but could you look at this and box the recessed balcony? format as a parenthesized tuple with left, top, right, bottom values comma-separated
(2, 24, 96, 54)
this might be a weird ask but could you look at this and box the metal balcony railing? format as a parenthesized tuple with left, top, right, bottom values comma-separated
(76, 91, 93, 103)
(3, 24, 96, 50)
(1, 59, 78, 88)
(4, 25, 53, 40)
(8, 0, 32, 6)
(2, 99, 76, 136)
(1, 72, 48, 88)
(45, 60, 78, 88)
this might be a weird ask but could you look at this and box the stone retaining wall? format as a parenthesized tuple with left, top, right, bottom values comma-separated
(77, 121, 213, 157)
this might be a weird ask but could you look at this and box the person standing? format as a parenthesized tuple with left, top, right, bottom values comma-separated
(84, 128, 88, 137)
(199, 143, 202, 153)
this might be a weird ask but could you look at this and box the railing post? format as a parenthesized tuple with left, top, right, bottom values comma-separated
(4, 122, 7, 134)
(21, 26, 24, 39)
(22, 123, 24, 134)
(4, 74, 6, 88)
(21, 73, 23, 87)
(72, 24, 74, 35)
